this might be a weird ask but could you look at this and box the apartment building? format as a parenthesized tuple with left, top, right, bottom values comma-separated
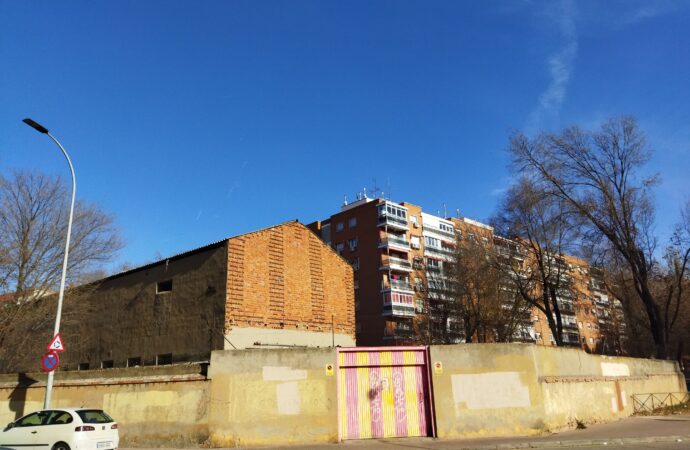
(310, 194, 625, 351)
(0, 221, 355, 373)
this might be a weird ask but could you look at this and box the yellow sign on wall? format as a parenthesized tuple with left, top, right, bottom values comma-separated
(434, 361, 443, 374)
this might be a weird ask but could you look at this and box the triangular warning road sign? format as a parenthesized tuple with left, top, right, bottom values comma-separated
(47, 333, 65, 353)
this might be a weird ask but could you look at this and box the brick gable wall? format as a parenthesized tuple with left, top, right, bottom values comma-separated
(225, 222, 355, 339)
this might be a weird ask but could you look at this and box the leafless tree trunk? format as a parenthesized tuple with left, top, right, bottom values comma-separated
(508, 117, 670, 358)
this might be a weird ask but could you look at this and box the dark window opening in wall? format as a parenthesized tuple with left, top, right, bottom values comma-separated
(78, 363, 89, 371)
(156, 353, 173, 365)
(127, 357, 142, 367)
(101, 360, 114, 369)
(156, 279, 173, 294)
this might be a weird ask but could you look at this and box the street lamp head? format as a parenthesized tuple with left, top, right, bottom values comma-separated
(23, 118, 49, 134)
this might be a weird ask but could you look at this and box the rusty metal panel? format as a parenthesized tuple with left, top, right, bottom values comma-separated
(338, 347, 430, 440)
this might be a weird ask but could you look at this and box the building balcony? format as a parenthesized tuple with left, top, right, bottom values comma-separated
(427, 288, 450, 301)
(562, 322, 578, 331)
(380, 255, 413, 272)
(383, 326, 416, 339)
(377, 214, 409, 231)
(427, 227, 455, 239)
(425, 265, 442, 274)
(382, 303, 416, 318)
(424, 245, 456, 259)
(381, 279, 414, 293)
(559, 304, 575, 315)
(378, 235, 411, 252)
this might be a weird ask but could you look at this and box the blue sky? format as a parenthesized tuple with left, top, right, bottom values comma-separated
(1, 1, 689, 269)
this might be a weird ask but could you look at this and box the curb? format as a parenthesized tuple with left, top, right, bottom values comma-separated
(456, 434, 690, 449)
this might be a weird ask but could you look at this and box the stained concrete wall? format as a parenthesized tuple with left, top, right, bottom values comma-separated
(0, 364, 209, 447)
(429, 343, 686, 439)
(430, 344, 547, 439)
(1, 345, 684, 447)
(207, 348, 338, 447)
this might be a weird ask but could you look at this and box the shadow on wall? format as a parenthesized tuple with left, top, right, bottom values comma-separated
(8, 373, 38, 420)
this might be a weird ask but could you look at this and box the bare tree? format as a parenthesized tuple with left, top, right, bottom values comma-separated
(508, 117, 671, 358)
(663, 201, 690, 344)
(0, 170, 122, 356)
(444, 233, 531, 343)
(493, 177, 580, 346)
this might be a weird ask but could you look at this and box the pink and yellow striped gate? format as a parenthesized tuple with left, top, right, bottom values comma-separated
(337, 347, 433, 440)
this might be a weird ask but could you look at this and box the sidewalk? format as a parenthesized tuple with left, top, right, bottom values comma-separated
(122, 416, 690, 450)
(250, 416, 690, 449)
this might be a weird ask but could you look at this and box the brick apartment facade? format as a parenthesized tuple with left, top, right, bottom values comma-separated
(309, 195, 626, 352)
(0, 221, 355, 373)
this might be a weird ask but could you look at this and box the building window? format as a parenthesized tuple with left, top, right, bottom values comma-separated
(78, 363, 89, 371)
(335, 222, 344, 232)
(378, 203, 407, 220)
(101, 360, 114, 369)
(578, 321, 583, 329)
(439, 223, 454, 234)
(424, 236, 440, 248)
(335, 242, 345, 254)
(410, 236, 421, 249)
(127, 357, 142, 367)
(348, 238, 358, 252)
(348, 217, 357, 228)
(156, 353, 173, 365)
(586, 322, 592, 329)
(156, 279, 173, 294)
(426, 258, 441, 269)
(351, 258, 360, 271)
(410, 215, 418, 225)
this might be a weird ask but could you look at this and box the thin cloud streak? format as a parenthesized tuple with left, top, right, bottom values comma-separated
(526, 0, 578, 133)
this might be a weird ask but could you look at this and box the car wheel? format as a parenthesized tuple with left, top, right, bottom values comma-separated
(53, 443, 70, 450)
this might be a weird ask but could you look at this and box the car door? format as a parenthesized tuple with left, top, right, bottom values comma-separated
(0, 411, 42, 450)
(34, 411, 74, 449)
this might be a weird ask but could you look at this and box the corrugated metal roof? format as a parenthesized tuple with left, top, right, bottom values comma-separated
(99, 220, 301, 282)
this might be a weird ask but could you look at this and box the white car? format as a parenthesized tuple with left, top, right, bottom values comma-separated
(1, 408, 118, 450)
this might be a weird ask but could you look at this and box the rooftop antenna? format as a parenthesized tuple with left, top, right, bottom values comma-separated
(363, 187, 367, 198)
(443, 203, 447, 218)
(370, 178, 381, 198)
(343, 194, 348, 206)
(456, 208, 461, 218)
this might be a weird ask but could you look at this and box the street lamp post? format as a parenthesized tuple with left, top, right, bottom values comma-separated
(22, 118, 76, 409)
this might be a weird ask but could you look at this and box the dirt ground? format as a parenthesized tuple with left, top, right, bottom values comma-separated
(635, 401, 690, 416)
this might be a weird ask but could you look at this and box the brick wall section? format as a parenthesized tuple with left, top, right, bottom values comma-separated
(225, 222, 355, 338)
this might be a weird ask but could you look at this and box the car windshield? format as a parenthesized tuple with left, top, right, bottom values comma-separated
(76, 409, 114, 424)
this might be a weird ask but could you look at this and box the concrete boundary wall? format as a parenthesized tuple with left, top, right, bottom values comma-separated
(0, 364, 210, 447)
(207, 348, 338, 447)
(0, 345, 685, 447)
(429, 344, 685, 439)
